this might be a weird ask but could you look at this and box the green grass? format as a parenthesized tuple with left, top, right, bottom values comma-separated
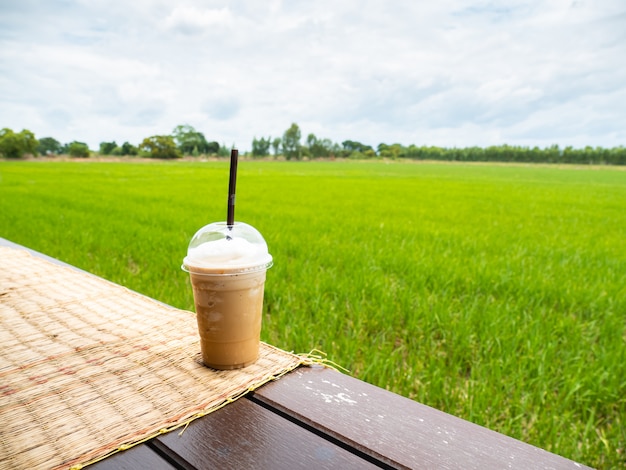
(1, 159, 625, 468)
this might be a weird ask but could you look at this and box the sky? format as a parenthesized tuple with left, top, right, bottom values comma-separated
(1, 0, 625, 152)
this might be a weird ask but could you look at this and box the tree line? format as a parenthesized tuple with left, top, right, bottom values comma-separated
(1, 124, 625, 165)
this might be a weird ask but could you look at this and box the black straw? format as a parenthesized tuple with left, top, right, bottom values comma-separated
(227, 148, 238, 227)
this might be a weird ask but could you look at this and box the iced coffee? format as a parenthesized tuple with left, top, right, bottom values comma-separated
(182, 222, 272, 369)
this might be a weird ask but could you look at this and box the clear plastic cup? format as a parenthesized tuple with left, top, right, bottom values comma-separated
(182, 222, 272, 369)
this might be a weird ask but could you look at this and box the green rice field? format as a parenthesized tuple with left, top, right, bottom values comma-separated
(1, 159, 624, 468)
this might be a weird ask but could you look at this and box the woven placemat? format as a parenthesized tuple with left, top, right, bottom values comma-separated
(0, 247, 304, 470)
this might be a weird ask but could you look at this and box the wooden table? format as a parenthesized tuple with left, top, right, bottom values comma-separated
(0, 238, 590, 469)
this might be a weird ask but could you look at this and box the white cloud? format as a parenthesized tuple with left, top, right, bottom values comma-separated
(0, 0, 624, 150)
(163, 6, 234, 34)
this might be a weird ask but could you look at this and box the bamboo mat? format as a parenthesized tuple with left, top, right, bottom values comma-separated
(0, 246, 303, 470)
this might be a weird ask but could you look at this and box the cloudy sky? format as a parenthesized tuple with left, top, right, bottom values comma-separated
(1, 0, 625, 152)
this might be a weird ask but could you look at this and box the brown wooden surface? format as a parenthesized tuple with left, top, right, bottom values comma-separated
(153, 394, 378, 469)
(252, 365, 590, 470)
(89, 444, 176, 470)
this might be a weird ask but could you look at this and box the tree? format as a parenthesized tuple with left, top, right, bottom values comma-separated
(306, 133, 336, 158)
(217, 143, 231, 157)
(306, 133, 320, 158)
(140, 135, 181, 159)
(0, 128, 38, 158)
(271, 137, 281, 156)
(68, 141, 90, 158)
(172, 124, 210, 155)
(282, 123, 301, 160)
(251, 136, 271, 157)
(206, 141, 220, 155)
(342, 140, 373, 154)
(377, 143, 404, 159)
(110, 145, 123, 156)
(120, 141, 139, 156)
(99, 141, 117, 155)
(37, 137, 62, 155)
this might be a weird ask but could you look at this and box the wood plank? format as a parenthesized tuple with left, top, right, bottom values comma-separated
(154, 395, 379, 469)
(251, 366, 591, 470)
(89, 444, 177, 470)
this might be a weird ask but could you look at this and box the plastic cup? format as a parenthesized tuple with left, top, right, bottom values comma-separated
(182, 222, 272, 369)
